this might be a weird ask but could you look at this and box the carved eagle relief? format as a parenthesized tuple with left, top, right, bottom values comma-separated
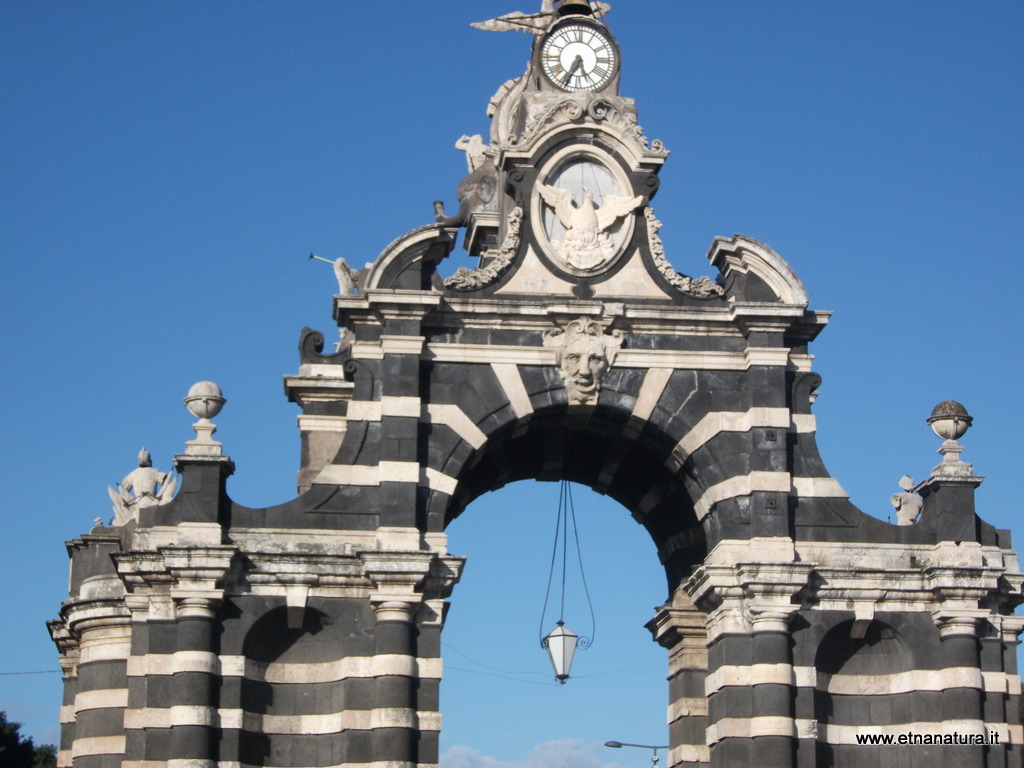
(538, 183, 643, 271)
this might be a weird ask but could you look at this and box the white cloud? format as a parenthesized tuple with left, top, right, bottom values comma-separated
(441, 739, 629, 768)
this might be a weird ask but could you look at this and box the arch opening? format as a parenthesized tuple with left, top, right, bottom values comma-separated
(439, 480, 674, 765)
(432, 404, 711, 766)
(437, 405, 706, 596)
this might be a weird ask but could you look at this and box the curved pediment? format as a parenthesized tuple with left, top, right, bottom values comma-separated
(362, 224, 455, 292)
(707, 234, 809, 306)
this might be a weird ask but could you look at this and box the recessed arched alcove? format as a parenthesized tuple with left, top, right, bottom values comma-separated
(237, 603, 377, 768)
(439, 480, 671, 764)
(813, 619, 915, 768)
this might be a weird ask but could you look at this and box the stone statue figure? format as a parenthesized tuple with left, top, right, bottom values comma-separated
(331, 257, 358, 296)
(308, 253, 367, 295)
(108, 448, 176, 526)
(454, 134, 494, 174)
(538, 184, 643, 271)
(433, 136, 499, 227)
(890, 475, 923, 526)
(543, 317, 623, 405)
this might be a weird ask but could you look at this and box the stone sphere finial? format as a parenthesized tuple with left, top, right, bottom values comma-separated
(182, 382, 226, 457)
(926, 400, 972, 441)
(184, 381, 226, 420)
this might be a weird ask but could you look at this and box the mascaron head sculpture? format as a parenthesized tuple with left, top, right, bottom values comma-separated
(544, 317, 623, 405)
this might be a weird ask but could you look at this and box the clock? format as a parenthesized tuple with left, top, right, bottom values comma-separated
(540, 21, 618, 93)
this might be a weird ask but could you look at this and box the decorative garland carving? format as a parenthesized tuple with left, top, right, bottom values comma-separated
(444, 206, 523, 291)
(645, 207, 724, 298)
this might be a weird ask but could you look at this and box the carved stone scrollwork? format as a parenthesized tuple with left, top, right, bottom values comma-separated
(512, 94, 668, 156)
(444, 206, 523, 291)
(791, 371, 823, 414)
(543, 316, 623, 405)
(514, 100, 584, 146)
(645, 207, 724, 298)
(299, 326, 352, 365)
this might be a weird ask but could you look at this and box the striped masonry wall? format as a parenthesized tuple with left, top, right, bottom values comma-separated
(63, 599, 131, 768)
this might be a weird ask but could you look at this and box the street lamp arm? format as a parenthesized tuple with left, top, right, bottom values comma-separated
(604, 741, 669, 750)
(603, 741, 670, 768)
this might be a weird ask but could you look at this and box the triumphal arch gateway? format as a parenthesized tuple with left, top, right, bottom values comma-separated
(49, 3, 1023, 767)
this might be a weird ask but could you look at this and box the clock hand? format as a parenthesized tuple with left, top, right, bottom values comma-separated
(562, 54, 584, 85)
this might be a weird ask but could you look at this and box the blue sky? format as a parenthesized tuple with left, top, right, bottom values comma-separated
(2, 1, 1022, 765)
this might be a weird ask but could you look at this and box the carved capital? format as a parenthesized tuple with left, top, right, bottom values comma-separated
(925, 557, 1004, 613)
(61, 596, 131, 637)
(686, 560, 812, 641)
(360, 550, 436, 603)
(421, 555, 466, 600)
(175, 596, 220, 620)
(114, 545, 236, 607)
(749, 609, 797, 634)
(374, 600, 416, 623)
(646, 602, 707, 650)
(47, 618, 80, 671)
(935, 614, 982, 639)
(994, 615, 1024, 644)
(163, 546, 237, 602)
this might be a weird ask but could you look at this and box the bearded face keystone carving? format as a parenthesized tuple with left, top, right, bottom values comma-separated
(543, 317, 623, 405)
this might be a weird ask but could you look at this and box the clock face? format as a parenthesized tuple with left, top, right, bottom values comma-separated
(540, 22, 617, 92)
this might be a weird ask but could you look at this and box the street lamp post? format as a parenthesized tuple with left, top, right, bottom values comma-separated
(604, 740, 669, 768)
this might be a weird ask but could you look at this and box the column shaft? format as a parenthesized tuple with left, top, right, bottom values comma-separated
(168, 599, 218, 768)
(749, 614, 795, 768)
(939, 618, 984, 768)
(373, 601, 419, 767)
(66, 609, 131, 768)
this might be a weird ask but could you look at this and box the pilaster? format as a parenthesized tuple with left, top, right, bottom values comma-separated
(62, 593, 131, 768)
(115, 545, 235, 767)
(647, 592, 709, 768)
(933, 615, 985, 768)
(687, 557, 811, 768)
(47, 620, 79, 768)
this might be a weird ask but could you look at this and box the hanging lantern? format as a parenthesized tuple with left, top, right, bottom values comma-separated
(537, 481, 594, 683)
(543, 620, 579, 683)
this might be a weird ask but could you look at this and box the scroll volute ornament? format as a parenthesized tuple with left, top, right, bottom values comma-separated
(543, 316, 623, 404)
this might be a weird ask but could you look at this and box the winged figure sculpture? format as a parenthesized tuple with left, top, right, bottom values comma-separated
(471, 1, 611, 34)
(538, 183, 643, 271)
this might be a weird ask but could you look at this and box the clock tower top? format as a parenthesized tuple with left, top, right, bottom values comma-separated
(472, 1, 655, 157)
(423, 0, 721, 299)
